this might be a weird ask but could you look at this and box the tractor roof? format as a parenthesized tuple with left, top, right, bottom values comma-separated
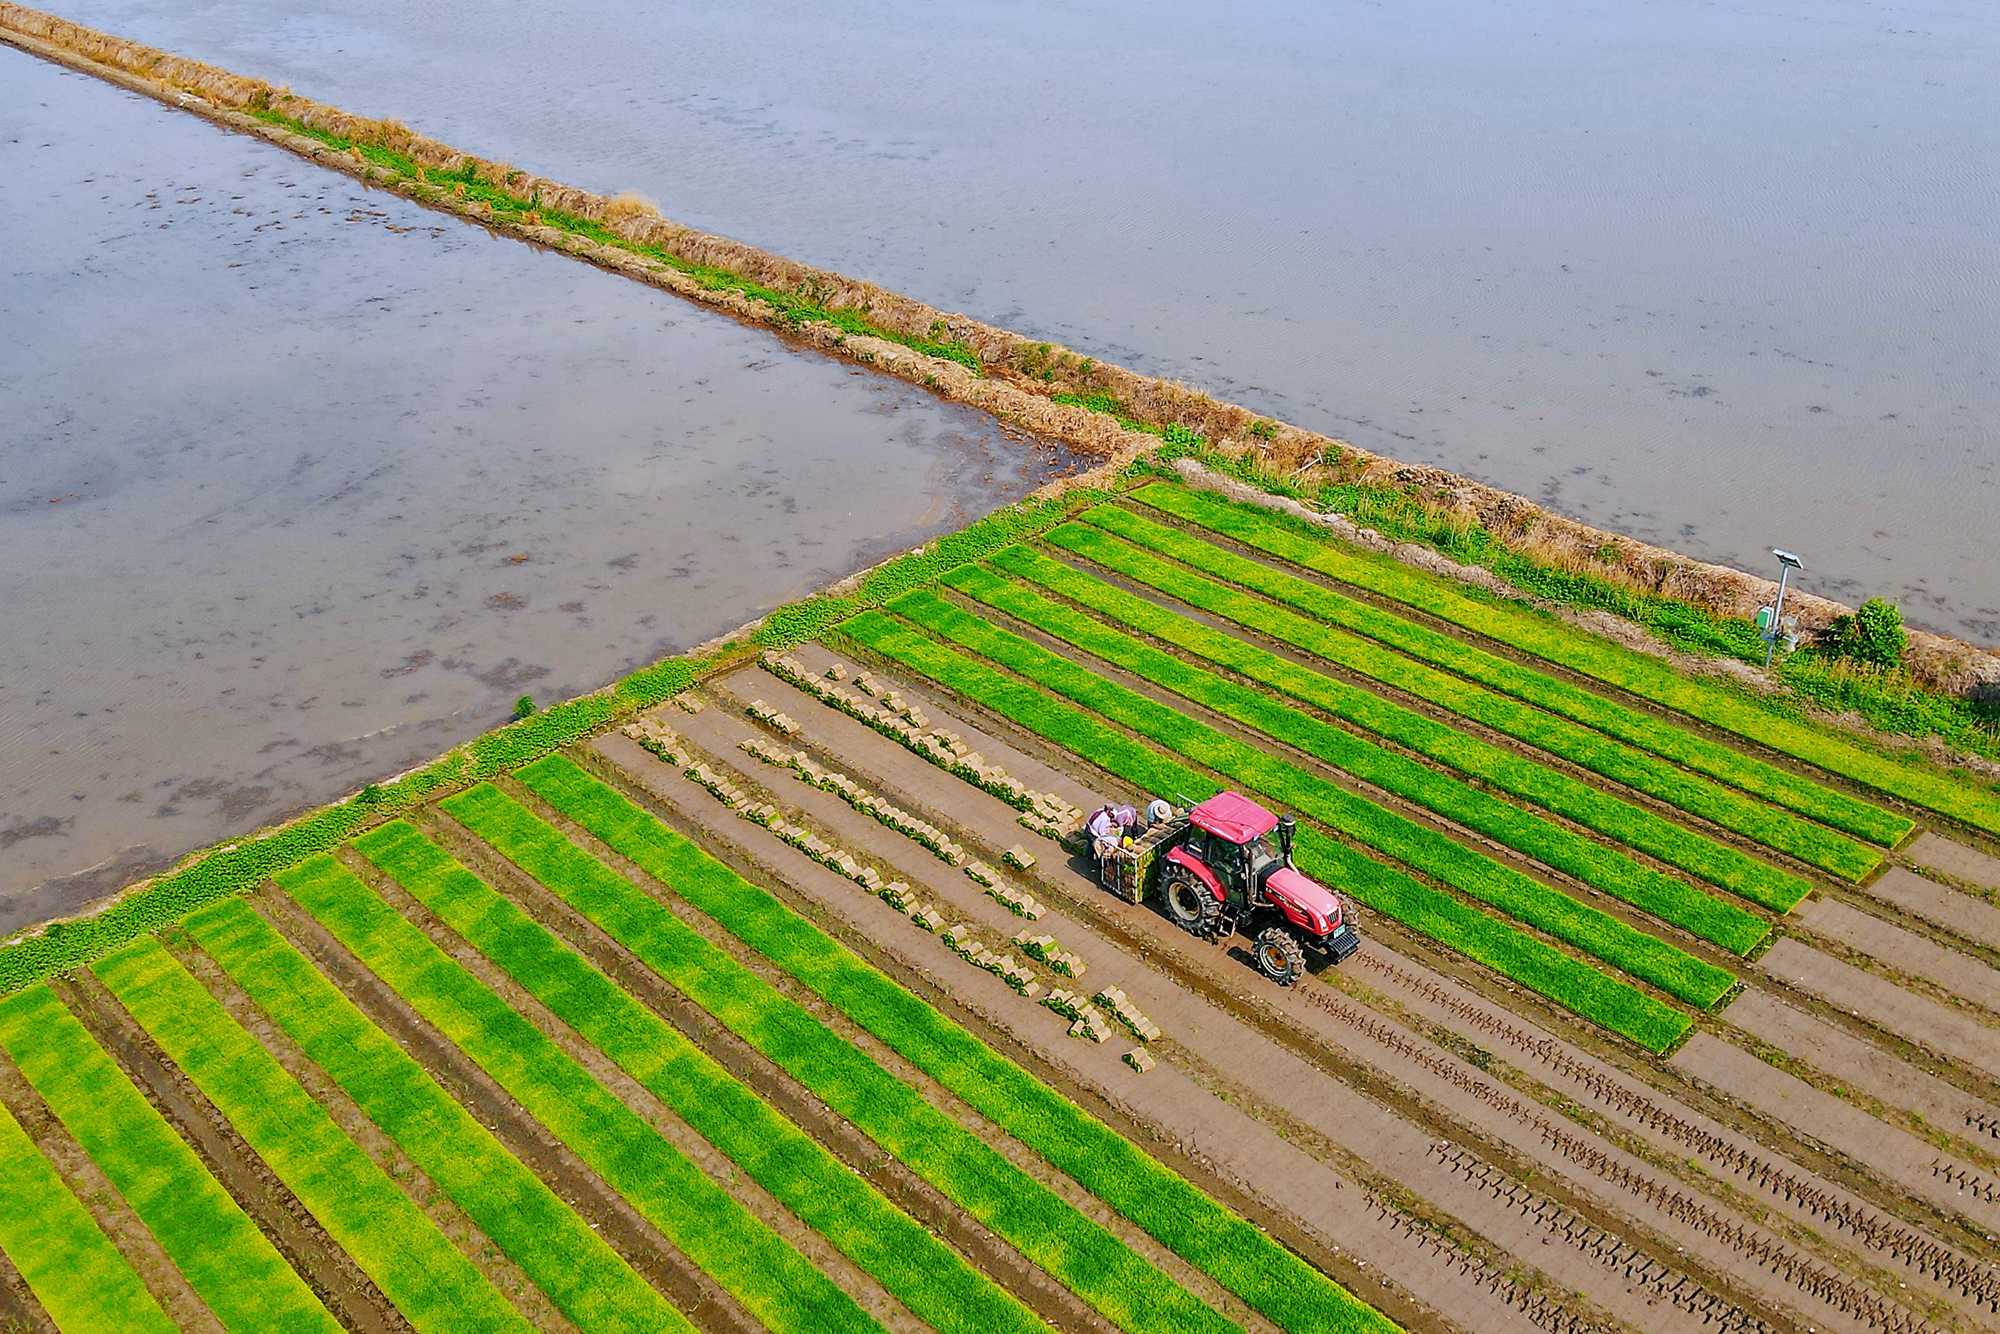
(1188, 791, 1278, 844)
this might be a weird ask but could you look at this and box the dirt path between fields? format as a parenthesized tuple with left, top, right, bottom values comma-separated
(0, 1047, 225, 1333)
(54, 971, 412, 1334)
(716, 648, 1999, 1329)
(0, 1241, 53, 1334)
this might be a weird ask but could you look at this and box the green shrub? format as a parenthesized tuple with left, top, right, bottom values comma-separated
(511, 694, 537, 720)
(1824, 598, 1909, 669)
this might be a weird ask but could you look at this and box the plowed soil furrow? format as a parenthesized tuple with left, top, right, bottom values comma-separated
(1908, 839, 2000, 895)
(1758, 939, 2000, 1084)
(0, 1047, 226, 1334)
(324, 849, 924, 1334)
(596, 724, 1781, 1334)
(1723, 990, 2000, 1158)
(410, 807, 1124, 1334)
(1672, 1035, 2000, 1238)
(51, 971, 415, 1334)
(1798, 900, 2000, 1014)
(1862, 871, 2000, 954)
(706, 652, 1994, 1329)
(0, 1237, 56, 1334)
(161, 933, 569, 1333)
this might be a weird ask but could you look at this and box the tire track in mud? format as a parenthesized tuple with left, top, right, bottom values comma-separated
(596, 720, 1721, 1334)
(51, 971, 413, 1334)
(700, 651, 1991, 1332)
(251, 884, 769, 1334)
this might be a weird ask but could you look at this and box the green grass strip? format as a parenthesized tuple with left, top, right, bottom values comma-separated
(838, 612, 1692, 1049)
(1043, 520, 1880, 883)
(964, 553, 1789, 933)
(268, 856, 872, 1334)
(353, 820, 1052, 1334)
(1104, 492, 1917, 847)
(93, 936, 533, 1334)
(494, 767, 1401, 1334)
(444, 781, 1256, 1334)
(185, 894, 693, 1334)
(0, 986, 340, 1334)
(885, 591, 1735, 1006)
(0, 1091, 177, 1334)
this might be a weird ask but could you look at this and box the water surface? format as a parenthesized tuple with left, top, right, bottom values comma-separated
(0, 51, 1074, 924)
(44, 0, 1995, 639)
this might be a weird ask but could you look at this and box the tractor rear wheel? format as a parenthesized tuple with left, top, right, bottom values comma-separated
(1161, 865, 1224, 939)
(1252, 927, 1306, 986)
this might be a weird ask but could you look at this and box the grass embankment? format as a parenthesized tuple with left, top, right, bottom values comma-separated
(273, 856, 872, 1334)
(443, 781, 1251, 1334)
(493, 765, 1401, 1334)
(881, 591, 1736, 1006)
(971, 546, 1801, 921)
(354, 820, 1055, 1334)
(0, 1091, 177, 1334)
(0, 986, 340, 1334)
(94, 935, 534, 1334)
(187, 893, 695, 1334)
(1042, 518, 1881, 881)
(1132, 485, 2000, 836)
(1092, 497, 1915, 846)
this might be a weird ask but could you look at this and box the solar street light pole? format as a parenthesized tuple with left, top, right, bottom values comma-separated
(1765, 548, 1804, 667)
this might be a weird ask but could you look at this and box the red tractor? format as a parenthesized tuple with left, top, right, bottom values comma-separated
(1103, 791, 1358, 985)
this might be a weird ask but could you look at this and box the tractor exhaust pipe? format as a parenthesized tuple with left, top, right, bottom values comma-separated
(1278, 815, 1296, 865)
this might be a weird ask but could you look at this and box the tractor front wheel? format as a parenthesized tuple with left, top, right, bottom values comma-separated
(1161, 865, 1224, 939)
(1252, 927, 1306, 986)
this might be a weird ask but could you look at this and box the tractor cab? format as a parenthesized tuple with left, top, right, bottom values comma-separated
(1149, 791, 1359, 984)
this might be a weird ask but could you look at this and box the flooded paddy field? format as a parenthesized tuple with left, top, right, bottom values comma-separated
(0, 50, 1076, 926)
(38, 0, 2000, 641)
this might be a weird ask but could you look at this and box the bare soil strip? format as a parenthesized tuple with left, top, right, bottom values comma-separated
(0, 1240, 55, 1334)
(1796, 900, 2000, 1015)
(1909, 839, 2000, 895)
(412, 808, 1122, 1334)
(1724, 989, 2000, 1162)
(656, 685, 1951, 1334)
(1672, 1035, 2000, 1236)
(1758, 939, 2000, 1083)
(53, 971, 414, 1334)
(163, 934, 572, 1333)
(702, 651, 2000, 1329)
(1868, 870, 2000, 953)
(254, 886, 772, 1334)
(0, 1049, 224, 1334)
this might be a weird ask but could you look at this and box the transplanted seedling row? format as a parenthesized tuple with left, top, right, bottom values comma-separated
(1040, 517, 1883, 882)
(1096, 492, 1918, 847)
(506, 758, 1402, 1333)
(352, 817, 1055, 1334)
(835, 611, 1693, 1051)
(877, 592, 1736, 1011)
(948, 555, 1784, 943)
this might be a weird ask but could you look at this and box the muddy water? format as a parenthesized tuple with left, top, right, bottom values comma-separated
(0, 51, 1076, 926)
(34, 0, 1998, 641)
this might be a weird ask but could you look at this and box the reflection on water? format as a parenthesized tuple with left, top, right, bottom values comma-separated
(47, 0, 1996, 639)
(0, 53, 1076, 926)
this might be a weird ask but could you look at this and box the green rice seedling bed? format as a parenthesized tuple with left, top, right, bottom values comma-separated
(443, 781, 1258, 1334)
(1042, 520, 1880, 883)
(94, 936, 533, 1334)
(1128, 485, 1990, 837)
(0, 1091, 176, 1334)
(881, 593, 1736, 1007)
(482, 770, 1402, 1334)
(838, 613, 1690, 1049)
(269, 856, 866, 1334)
(1092, 495, 1913, 848)
(966, 551, 1795, 927)
(354, 820, 1051, 1334)
(0, 986, 340, 1334)
(185, 894, 693, 1334)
